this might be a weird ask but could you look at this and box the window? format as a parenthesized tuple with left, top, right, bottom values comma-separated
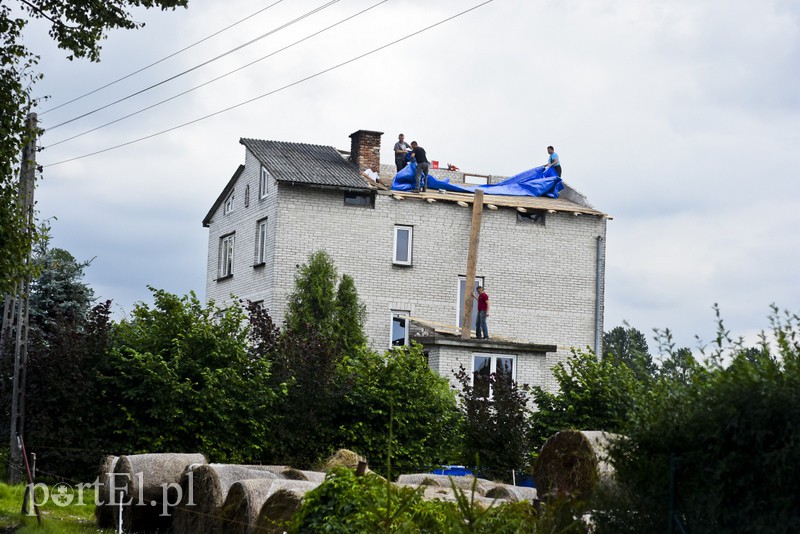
(390, 310, 411, 347)
(393, 225, 413, 265)
(223, 191, 235, 215)
(244, 185, 250, 208)
(464, 173, 489, 185)
(259, 166, 270, 199)
(517, 210, 546, 225)
(218, 233, 235, 278)
(344, 192, 374, 207)
(255, 219, 268, 265)
(473, 354, 516, 398)
(457, 276, 484, 329)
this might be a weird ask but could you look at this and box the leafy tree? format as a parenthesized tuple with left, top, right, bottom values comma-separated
(596, 307, 800, 533)
(284, 250, 340, 338)
(1, 0, 188, 294)
(103, 289, 275, 463)
(337, 344, 462, 476)
(529, 349, 644, 454)
(334, 274, 367, 354)
(456, 365, 531, 482)
(602, 324, 656, 382)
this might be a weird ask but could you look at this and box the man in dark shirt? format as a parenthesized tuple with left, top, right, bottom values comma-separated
(394, 133, 411, 171)
(409, 141, 429, 192)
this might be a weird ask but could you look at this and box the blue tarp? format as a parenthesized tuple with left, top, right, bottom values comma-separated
(391, 163, 564, 198)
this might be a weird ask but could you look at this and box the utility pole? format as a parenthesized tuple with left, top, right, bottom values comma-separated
(3, 112, 38, 483)
(461, 189, 484, 339)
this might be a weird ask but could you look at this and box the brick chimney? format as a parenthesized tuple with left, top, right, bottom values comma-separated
(349, 129, 383, 171)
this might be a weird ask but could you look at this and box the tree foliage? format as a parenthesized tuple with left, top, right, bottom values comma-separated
(602, 324, 656, 382)
(455, 365, 531, 482)
(102, 289, 275, 463)
(595, 307, 800, 533)
(529, 349, 644, 454)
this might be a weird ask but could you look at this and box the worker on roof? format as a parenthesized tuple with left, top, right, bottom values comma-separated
(394, 133, 411, 171)
(410, 141, 430, 193)
(544, 146, 562, 178)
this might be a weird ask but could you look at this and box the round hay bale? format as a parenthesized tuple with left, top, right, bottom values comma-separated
(533, 430, 619, 500)
(94, 455, 119, 529)
(112, 452, 206, 532)
(484, 483, 539, 503)
(215, 479, 277, 534)
(279, 468, 325, 483)
(253, 482, 317, 534)
(395, 473, 490, 496)
(173, 464, 278, 534)
(322, 449, 365, 472)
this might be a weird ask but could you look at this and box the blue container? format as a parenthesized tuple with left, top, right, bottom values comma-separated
(432, 465, 473, 477)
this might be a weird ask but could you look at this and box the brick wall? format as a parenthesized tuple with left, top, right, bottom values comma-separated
(349, 129, 383, 172)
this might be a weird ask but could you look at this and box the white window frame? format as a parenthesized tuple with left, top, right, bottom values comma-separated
(223, 191, 235, 215)
(255, 219, 268, 265)
(218, 233, 235, 278)
(259, 166, 270, 199)
(390, 310, 411, 348)
(456, 276, 484, 328)
(472, 353, 517, 398)
(393, 225, 413, 266)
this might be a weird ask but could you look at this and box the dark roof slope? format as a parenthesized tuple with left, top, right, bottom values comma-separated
(240, 138, 369, 190)
(202, 164, 244, 227)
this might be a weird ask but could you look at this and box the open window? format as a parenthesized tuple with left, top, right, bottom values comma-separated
(218, 233, 235, 278)
(259, 166, 270, 199)
(254, 218, 267, 266)
(457, 276, 484, 329)
(393, 225, 413, 266)
(390, 310, 411, 347)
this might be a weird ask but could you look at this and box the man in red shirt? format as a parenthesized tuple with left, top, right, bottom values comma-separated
(474, 286, 490, 339)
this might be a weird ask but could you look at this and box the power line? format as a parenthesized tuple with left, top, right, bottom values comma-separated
(44, 0, 391, 149)
(43, 0, 496, 168)
(45, 0, 340, 131)
(39, 0, 285, 115)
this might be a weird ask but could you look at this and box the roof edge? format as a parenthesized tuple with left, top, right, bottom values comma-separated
(202, 164, 244, 228)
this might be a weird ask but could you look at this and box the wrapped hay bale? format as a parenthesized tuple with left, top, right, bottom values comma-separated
(279, 468, 326, 483)
(396, 473, 490, 496)
(112, 452, 207, 532)
(254, 481, 318, 534)
(173, 464, 278, 534)
(94, 455, 119, 529)
(533, 430, 619, 500)
(215, 479, 318, 534)
(484, 483, 538, 503)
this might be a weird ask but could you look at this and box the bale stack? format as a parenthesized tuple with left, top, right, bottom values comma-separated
(484, 483, 539, 503)
(533, 430, 619, 500)
(216, 479, 319, 534)
(94, 455, 119, 529)
(279, 468, 326, 483)
(111, 452, 206, 532)
(173, 464, 278, 534)
(254, 480, 319, 534)
(396, 473, 491, 496)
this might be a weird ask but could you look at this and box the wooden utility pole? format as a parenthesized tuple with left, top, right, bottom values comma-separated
(5, 113, 38, 483)
(461, 189, 484, 339)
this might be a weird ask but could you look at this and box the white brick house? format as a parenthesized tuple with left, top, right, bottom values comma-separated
(203, 130, 609, 392)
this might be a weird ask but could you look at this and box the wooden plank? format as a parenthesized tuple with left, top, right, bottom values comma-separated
(461, 189, 484, 339)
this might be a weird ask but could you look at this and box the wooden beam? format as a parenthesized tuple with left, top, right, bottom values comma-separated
(461, 189, 484, 339)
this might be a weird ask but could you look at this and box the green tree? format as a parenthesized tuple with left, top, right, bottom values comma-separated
(602, 324, 656, 382)
(334, 274, 367, 354)
(1, 0, 188, 294)
(455, 364, 531, 482)
(337, 344, 462, 476)
(529, 349, 644, 454)
(103, 289, 275, 463)
(596, 308, 800, 533)
(284, 250, 340, 338)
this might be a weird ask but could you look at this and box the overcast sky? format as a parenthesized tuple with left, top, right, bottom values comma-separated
(24, 0, 800, 354)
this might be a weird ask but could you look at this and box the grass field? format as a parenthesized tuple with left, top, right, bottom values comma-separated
(0, 481, 115, 533)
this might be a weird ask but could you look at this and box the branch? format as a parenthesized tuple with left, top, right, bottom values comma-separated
(19, 0, 81, 30)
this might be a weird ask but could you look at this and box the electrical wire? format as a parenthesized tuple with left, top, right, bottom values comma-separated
(43, 0, 496, 168)
(45, 0, 340, 131)
(38, 0, 285, 115)
(44, 0, 390, 149)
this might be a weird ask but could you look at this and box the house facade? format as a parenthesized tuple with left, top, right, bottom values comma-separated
(203, 130, 609, 392)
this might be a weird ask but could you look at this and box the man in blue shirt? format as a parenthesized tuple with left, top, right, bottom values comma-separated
(544, 146, 562, 178)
